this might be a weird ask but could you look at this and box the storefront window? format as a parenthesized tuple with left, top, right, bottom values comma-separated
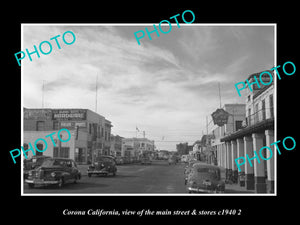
(36, 143, 44, 156)
(75, 148, 86, 164)
(53, 147, 70, 158)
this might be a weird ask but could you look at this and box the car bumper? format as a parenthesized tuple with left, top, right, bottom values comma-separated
(187, 187, 217, 193)
(87, 170, 109, 175)
(25, 179, 59, 185)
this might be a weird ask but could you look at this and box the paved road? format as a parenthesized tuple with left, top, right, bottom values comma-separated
(24, 160, 187, 194)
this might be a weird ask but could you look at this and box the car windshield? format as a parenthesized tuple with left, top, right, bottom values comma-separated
(41, 159, 68, 167)
(97, 157, 113, 163)
(196, 167, 220, 180)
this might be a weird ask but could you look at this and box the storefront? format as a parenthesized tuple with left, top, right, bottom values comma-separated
(23, 108, 112, 164)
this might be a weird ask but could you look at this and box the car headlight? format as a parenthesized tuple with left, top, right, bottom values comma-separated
(28, 171, 32, 176)
(51, 172, 56, 177)
(101, 164, 104, 167)
(189, 181, 197, 188)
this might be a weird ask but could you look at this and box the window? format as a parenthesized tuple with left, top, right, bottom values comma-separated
(235, 121, 243, 131)
(53, 121, 60, 130)
(36, 121, 45, 131)
(35, 143, 44, 156)
(255, 103, 259, 123)
(53, 147, 70, 158)
(269, 94, 274, 118)
(262, 99, 266, 120)
(247, 108, 251, 125)
(23, 143, 29, 158)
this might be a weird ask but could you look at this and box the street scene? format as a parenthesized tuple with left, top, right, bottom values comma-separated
(24, 159, 253, 194)
(22, 24, 275, 194)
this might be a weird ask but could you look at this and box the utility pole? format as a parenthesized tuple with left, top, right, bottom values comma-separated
(42, 80, 45, 108)
(218, 82, 222, 108)
(95, 73, 98, 113)
(206, 116, 208, 135)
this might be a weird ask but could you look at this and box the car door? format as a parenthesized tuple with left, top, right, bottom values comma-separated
(63, 160, 73, 182)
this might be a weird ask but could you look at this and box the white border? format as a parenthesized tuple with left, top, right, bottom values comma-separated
(21, 23, 277, 196)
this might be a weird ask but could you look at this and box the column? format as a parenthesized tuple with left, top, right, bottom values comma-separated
(220, 145, 224, 167)
(243, 136, 254, 190)
(265, 130, 274, 193)
(236, 138, 245, 186)
(223, 143, 227, 169)
(225, 141, 232, 183)
(231, 140, 238, 183)
(252, 133, 267, 193)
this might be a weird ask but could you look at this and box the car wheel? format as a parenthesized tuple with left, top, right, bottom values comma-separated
(73, 175, 78, 184)
(28, 183, 34, 188)
(112, 171, 116, 177)
(88, 173, 91, 178)
(57, 177, 64, 188)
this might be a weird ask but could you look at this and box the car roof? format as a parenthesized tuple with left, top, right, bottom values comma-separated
(192, 162, 220, 170)
(51, 157, 74, 161)
(97, 156, 114, 159)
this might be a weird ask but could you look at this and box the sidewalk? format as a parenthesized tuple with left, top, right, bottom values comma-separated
(219, 166, 254, 193)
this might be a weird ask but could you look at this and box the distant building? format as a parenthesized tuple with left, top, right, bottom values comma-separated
(110, 135, 123, 157)
(121, 138, 155, 159)
(157, 150, 170, 159)
(23, 108, 112, 164)
(176, 142, 189, 155)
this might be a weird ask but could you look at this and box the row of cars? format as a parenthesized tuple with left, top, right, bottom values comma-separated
(184, 159, 225, 193)
(115, 156, 140, 165)
(24, 155, 117, 188)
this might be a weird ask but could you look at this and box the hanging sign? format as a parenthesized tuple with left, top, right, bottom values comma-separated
(211, 108, 230, 127)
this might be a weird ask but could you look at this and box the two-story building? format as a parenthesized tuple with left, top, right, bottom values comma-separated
(220, 71, 275, 193)
(23, 108, 112, 164)
(121, 138, 155, 159)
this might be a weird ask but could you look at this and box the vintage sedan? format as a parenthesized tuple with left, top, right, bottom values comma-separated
(87, 156, 117, 177)
(23, 155, 51, 179)
(141, 157, 152, 165)
(186, 162, 225, 193)
(25, 158, 81, 188)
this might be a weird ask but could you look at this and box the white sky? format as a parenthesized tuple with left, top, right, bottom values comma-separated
(22, 24, 275, 151)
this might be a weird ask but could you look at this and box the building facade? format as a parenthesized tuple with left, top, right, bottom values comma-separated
(121, 138, 155, 159)
(23, 108, 112, 164)
(219, 71, 275, 193)
(208, 104, 246, 167)
(110, 135, 123, 157)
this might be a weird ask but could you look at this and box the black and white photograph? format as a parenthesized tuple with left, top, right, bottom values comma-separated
(4, 4, 298, 224)
(21, 24, 275, 195)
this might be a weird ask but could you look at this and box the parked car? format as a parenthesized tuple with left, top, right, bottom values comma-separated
(141, 157, 152, 165)
(185, 162, 225, 193)
(181, 155, 189, 163)
(87, 156, 117, 177)
(122, 157, 130, 164)
(115, 156, 124, 165)
(25, 158, 81, 188)
(168, 156, 177, 165)
(184, 159, 199, 184)
(23, 155, 51, 179)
